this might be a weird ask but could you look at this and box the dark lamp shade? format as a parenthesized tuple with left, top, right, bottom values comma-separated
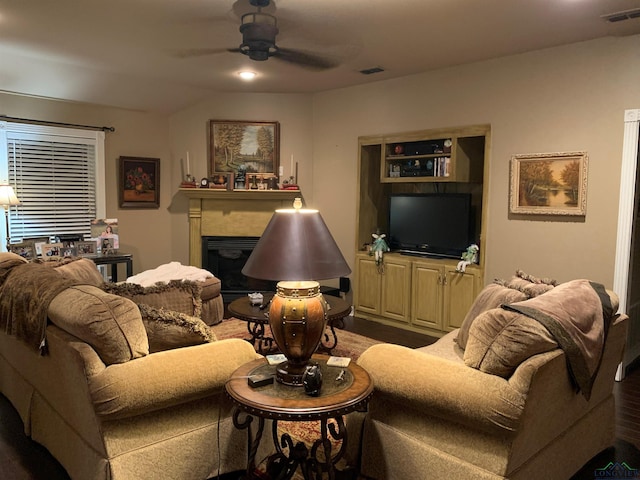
(242, 208, 351, 281)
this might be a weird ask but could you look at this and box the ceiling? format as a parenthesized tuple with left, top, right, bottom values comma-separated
(1, 0, 639, 114)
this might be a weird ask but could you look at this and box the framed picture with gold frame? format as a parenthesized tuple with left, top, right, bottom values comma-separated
(509, 151, 588, 216)
(209, 120, 280, 176)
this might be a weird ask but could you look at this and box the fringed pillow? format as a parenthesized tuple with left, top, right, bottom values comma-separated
(505, 269, 557, 298)
(138, 303, 216, 353)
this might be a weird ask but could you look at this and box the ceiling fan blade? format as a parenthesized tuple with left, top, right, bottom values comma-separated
(274, 47, 338, 70)
(174, 47, 231, 58)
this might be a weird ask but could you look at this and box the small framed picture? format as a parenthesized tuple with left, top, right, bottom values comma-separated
(23, 236, 50, 256)
(9, 242, 36, 260)
(41, 242, 63, 260)
(119, 156, 160, 209)
(209, 173, 229, 189)
(76, 241, 97, 256)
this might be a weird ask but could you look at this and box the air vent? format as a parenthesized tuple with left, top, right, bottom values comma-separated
(360, 66, 385, 75)
(602, 8, 640, 23)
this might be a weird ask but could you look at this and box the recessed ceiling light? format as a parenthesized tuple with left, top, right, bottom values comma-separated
(238, 71, 257, 80)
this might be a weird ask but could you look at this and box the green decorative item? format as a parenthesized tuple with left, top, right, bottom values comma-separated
(370, 231, 390, 273)
(456, 244, 479, 273)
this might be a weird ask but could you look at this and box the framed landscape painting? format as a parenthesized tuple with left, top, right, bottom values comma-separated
(119, 156, 160, 209)
(509, 151, 588, 216)
(209, 120, 280, 176)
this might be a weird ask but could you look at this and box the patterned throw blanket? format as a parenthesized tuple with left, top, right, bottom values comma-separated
(0, 262, 76, 354)
(504, 279, 614, 400)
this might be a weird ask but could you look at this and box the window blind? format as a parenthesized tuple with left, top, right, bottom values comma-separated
(0, 122, 106, 245)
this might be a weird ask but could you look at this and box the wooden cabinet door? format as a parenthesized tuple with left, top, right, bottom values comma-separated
(411, 262, 443, 329)
(354, 254, 382, 315)
(443, 267, 480, 330)
(380, 256, 411, 323)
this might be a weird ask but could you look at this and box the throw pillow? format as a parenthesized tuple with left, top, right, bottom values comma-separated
(138, 303, 216, 353)
(48, 285, 149, 365)
(505, 269, 557, 298)
(463, 307, 558, 378)
(455, 283, 528, 350)
(37, 257, 105, 287)
(0, 252, 28, 270)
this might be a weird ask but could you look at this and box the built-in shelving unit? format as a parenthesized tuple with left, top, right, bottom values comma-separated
(354, 124, 491, 337)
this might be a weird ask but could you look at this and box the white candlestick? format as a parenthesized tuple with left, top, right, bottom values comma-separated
(186, 151, 190, 174)
(290, 154, 294, 176)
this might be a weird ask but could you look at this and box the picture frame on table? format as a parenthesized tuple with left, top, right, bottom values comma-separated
(76, 241, 97, 256)
(509, 151, 588, 216)
(119, 156, 160, 209)
(9, 242, 36, 261)
(209, 120, 280, 176)
(23, 236, 50, 256)
(41, 243, 63, 260)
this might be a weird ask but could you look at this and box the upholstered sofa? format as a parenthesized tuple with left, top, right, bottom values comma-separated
(357, 272, 629, 480)
(0, 253, 262, 480)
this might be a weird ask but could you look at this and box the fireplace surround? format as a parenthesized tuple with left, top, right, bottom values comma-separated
(180, 189, 301, 297)
(201, 235, 275, 301)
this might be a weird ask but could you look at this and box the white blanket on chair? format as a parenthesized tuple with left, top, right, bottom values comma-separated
(126, 261, 213, 287)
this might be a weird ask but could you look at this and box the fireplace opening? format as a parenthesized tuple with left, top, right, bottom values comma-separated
(202, 236, 276, 302)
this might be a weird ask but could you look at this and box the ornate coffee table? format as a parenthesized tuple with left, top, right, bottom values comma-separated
(228, 293, 351, 355)
(225, 355, 373, 480)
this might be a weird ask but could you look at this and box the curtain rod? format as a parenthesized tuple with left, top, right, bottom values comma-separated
(0, 115, 115, 133)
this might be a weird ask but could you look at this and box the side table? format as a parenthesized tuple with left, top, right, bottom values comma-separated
(228, 294, 351, 355)
(87, 253, 133, 282)
(225, 355, 373, 480)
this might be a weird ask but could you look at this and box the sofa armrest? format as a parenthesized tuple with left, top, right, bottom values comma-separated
(89, 338, 261, 420)
(358, 343, 530, 433)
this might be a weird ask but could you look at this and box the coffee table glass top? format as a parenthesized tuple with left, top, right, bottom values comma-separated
(226, 355, 373, 421)
(228, 293, 351, 323)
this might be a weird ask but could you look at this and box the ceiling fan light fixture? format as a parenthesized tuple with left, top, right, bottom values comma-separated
(238, 70, 257, 80)
(239, 12, 279, 61)
(241, 12, 277, 28)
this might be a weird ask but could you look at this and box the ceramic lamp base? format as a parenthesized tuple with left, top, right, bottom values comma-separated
(269, 280, 328, 386)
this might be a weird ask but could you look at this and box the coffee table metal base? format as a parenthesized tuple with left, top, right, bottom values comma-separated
(233, 411, 350, 480)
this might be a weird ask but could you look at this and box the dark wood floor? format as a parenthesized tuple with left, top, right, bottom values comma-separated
(1, 317, 639, 479)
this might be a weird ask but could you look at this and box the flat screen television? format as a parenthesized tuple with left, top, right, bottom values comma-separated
(388, 193, 473, 259)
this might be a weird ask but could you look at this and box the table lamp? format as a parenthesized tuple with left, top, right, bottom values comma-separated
(242, 198, 351, 385)
(0, 183, 21, 251)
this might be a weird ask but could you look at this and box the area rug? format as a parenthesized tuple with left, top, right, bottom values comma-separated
(211, 318, 382, 361)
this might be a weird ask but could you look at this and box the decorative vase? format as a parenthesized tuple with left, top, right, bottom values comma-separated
(268, 281, 328, 386)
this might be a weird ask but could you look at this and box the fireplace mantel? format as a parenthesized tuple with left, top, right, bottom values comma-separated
(180, 188, 302, 267)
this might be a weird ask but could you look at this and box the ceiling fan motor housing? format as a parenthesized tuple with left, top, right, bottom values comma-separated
(240, 12, 279, 61)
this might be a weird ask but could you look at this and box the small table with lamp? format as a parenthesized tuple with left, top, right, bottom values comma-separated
(225, 354, 373, 480)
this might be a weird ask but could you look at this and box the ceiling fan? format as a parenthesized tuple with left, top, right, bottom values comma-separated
(180, 0, 338, 70)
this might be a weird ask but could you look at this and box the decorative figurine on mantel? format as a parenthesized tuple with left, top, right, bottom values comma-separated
(370, 230, 390, 273)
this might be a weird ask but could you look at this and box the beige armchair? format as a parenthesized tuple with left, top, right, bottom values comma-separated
(357, 278, 629, 480)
